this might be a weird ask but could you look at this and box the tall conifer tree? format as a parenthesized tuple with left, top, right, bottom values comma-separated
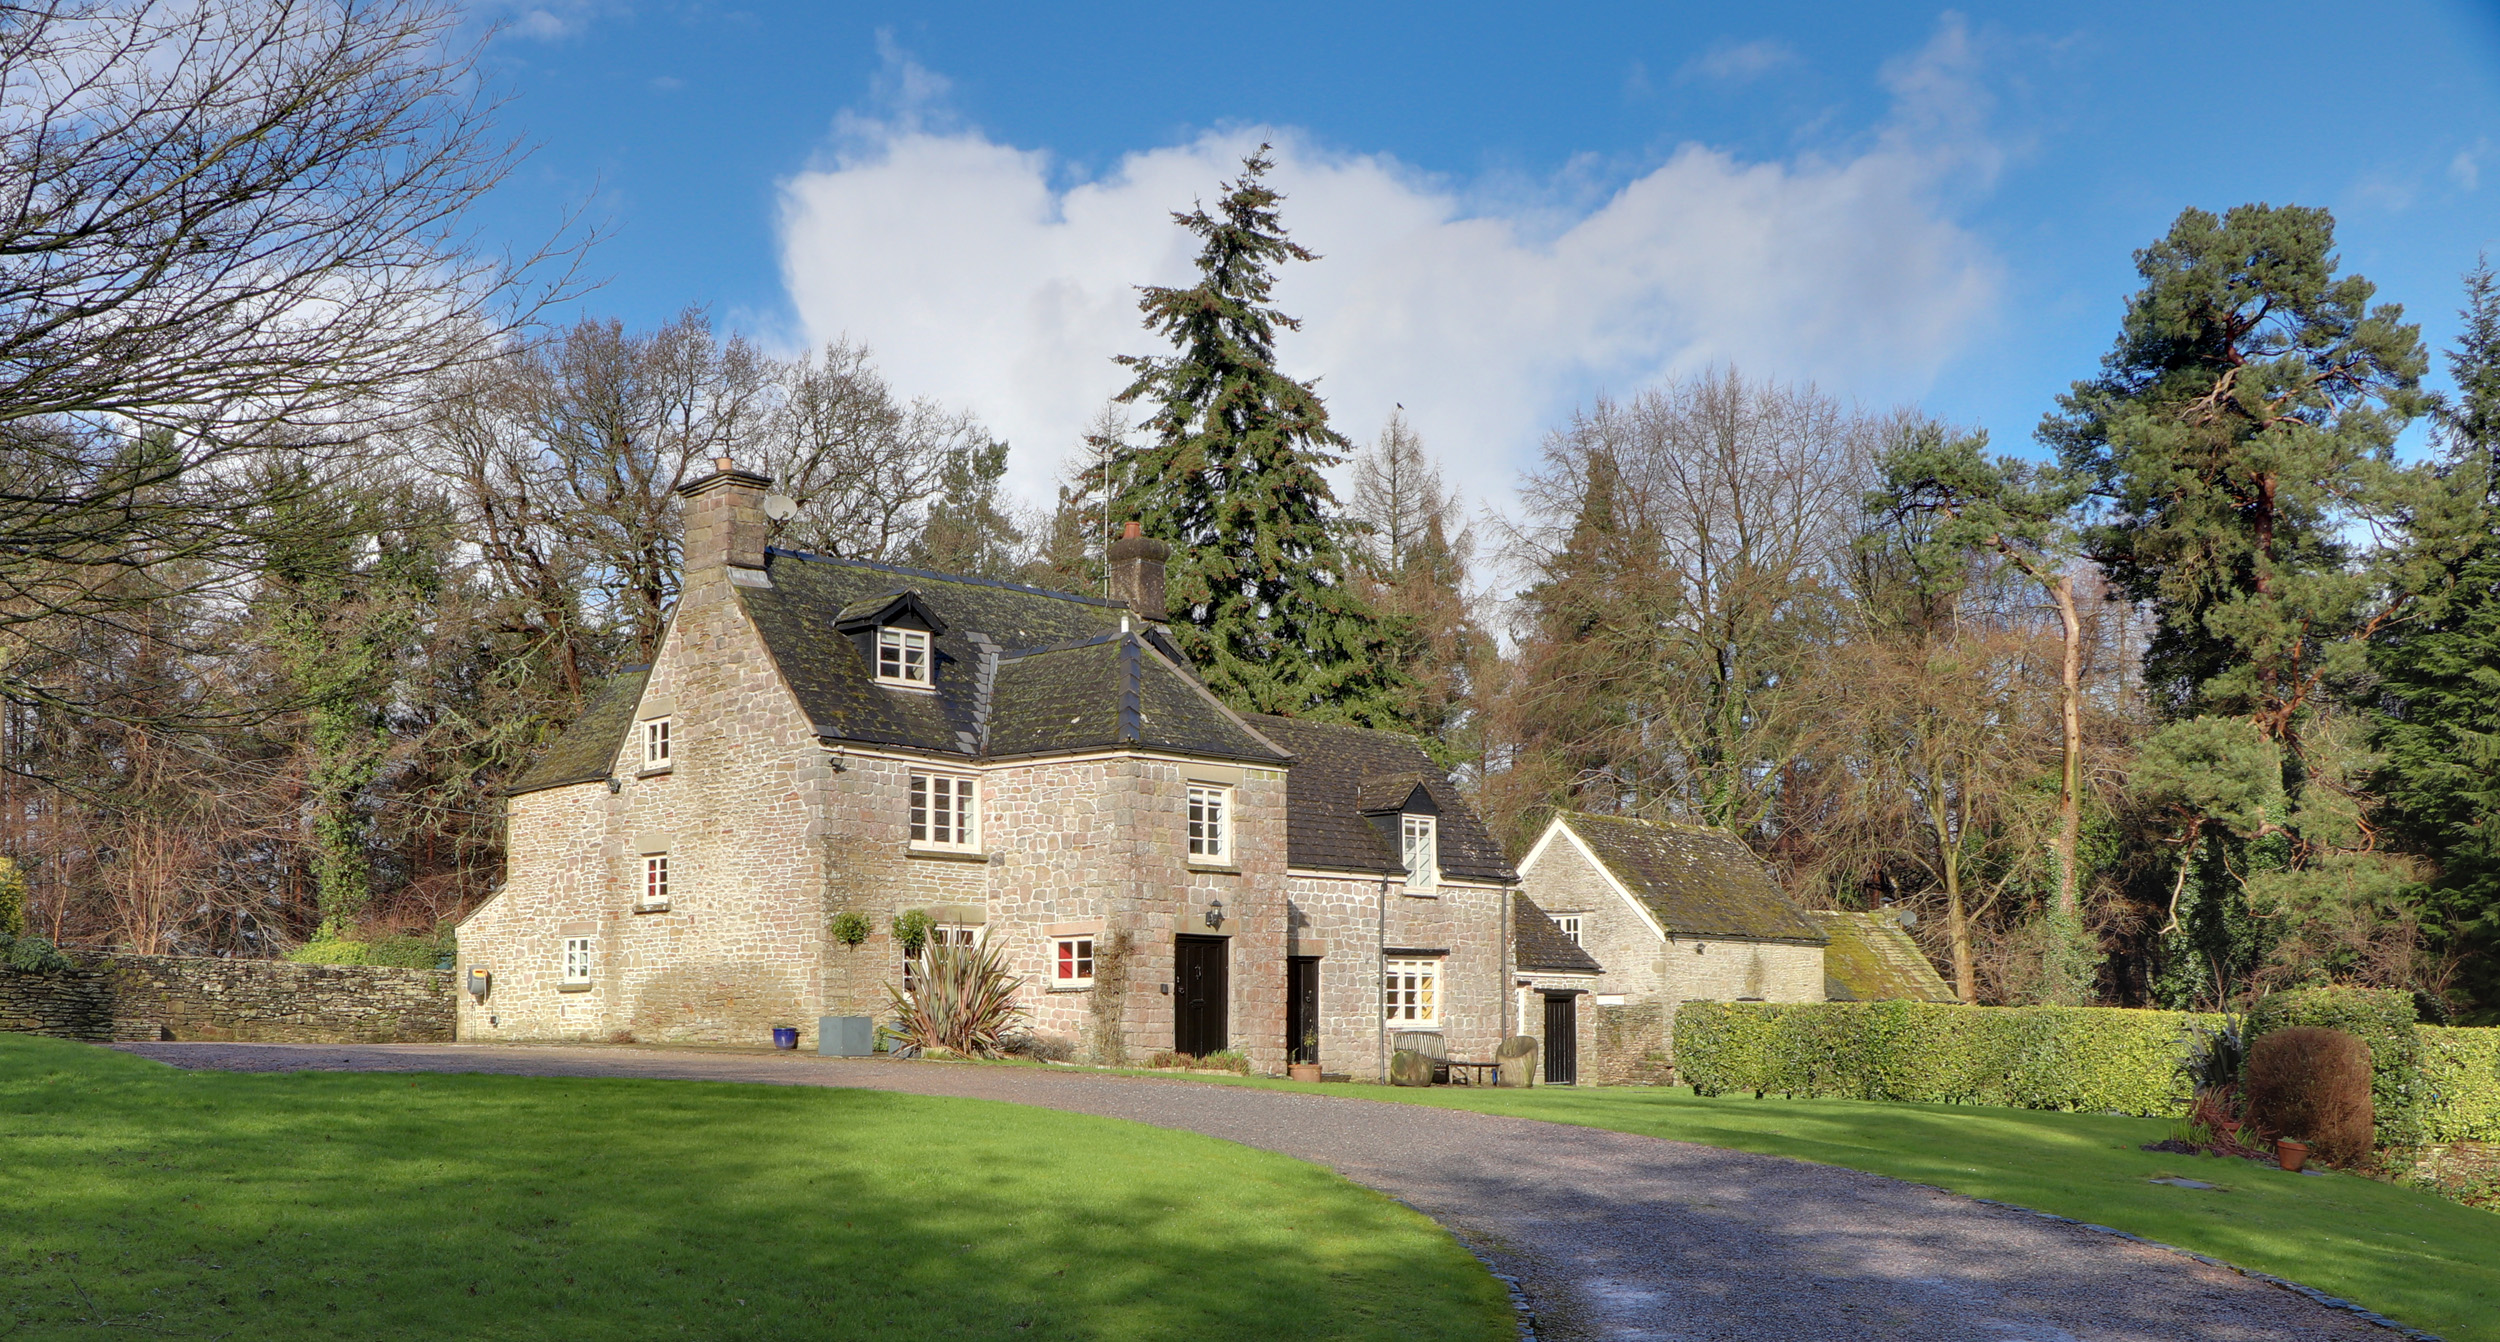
(2045, 204, 2432, 1006)
(2373, 258, 2500, 1004)
(1109, 148, 1413, 727)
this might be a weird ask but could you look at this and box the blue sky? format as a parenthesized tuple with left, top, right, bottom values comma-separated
(468, 1, 2500, 515)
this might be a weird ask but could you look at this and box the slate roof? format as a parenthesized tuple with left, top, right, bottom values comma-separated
(1516, 895, 1602, 973)
(1815, 911, 1956, 1002)
(505, 667, 646, 795)
(1562, 813, 1827, 944)
(501, 552, 1509, 891)
(1245, 714, 1516, 883)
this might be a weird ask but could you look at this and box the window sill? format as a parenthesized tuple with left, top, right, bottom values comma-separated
(872, 679, 939, 694)
(633, 901, 670, 914)
(1186, 861, 1239, 874)
(636, 767, 672, 779)
(1399, 888, 1440, 899)
(1046, 982, 1095, 994)
(907, 847, 991, 864)
(558, 982, 593, 993)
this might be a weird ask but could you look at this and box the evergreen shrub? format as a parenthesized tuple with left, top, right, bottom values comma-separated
(2421, 1027, 2500, 1144)
(0, 931, 72, 974)
(1675, 1001, 2219, 1117)
(2248, 987, 2424, 1143)
(2245, 1026, 2375, 1166)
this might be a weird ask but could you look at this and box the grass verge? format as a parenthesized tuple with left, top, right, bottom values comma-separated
(0, 1036, 1511, 1341)
(1130, 1069, 2497, 1341)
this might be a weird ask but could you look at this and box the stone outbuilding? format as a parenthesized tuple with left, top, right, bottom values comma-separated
(1512, 894, 1600, 1084)
(454, 461, 1521, 1079)
(1515, 812, 1829, 1080)
(1814, 910, 1957, 1003)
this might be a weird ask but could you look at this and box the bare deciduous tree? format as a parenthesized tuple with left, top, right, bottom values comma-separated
(0, 0, 570, 719)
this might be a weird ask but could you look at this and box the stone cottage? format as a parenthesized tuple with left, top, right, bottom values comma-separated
(1515, 812, 1828, 1077)
(454, 459, 1522, 1079)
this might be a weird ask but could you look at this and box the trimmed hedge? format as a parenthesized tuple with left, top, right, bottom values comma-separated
(1674, 1000, 2219, 1117)
(1675, 996, 2500, 1140)
(2247, 987, 2425, 1144)
(2423, 1026, 2500, 1145)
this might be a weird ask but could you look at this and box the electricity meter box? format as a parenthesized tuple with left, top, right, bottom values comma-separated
(466, 966, 491, 1000)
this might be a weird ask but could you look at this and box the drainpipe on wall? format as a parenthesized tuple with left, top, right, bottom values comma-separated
(1377, 870, 1388, 1084)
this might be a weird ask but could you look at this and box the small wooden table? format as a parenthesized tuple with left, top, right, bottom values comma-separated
(1444, 1060, 1501, 1086)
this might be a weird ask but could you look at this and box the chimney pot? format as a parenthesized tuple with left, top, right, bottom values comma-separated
(1122, 520, 1141, 540)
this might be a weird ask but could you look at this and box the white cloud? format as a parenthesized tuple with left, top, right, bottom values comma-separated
(775, 23, 2005, 520)
(2453, 141, 2487, 192)
(1681, 38, 1799, 84)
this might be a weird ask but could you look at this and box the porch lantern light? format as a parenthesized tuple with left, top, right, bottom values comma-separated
(1205, 899, 1224, 928)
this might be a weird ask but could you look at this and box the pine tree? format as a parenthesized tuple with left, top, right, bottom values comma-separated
(1346, 413, 1492, 768)
(2372, 258, 2500, 1008)
(2045, 204, 2433, 1006)
(1109, 147, 1415, 727)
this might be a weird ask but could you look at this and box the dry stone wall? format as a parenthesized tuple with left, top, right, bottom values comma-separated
(1, 953, 452, 1043)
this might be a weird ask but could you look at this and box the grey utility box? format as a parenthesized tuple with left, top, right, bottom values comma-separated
(818, 1015, 875, 1057)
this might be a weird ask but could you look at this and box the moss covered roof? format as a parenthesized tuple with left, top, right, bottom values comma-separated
(1563, 813, 1825, 944)
(1815, 911, 1956, 1002)
(504, 667, 646, 796)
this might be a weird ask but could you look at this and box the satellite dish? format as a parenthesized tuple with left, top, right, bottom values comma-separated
(761, 493, 798, 521)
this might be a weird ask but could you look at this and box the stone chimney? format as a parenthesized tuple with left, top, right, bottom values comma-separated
(1107, 521, 1169, 621)
(676, 456, 771, 575)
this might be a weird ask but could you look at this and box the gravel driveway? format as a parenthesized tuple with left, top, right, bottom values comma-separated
(116, 1041, 2408, 1342)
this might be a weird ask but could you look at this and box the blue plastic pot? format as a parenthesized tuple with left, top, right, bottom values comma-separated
(772, 1027, 798, 1050)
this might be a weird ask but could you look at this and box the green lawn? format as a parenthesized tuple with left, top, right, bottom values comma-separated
(1159, 1071, 2500, 1342)
(0, 1037, 1511, 1341)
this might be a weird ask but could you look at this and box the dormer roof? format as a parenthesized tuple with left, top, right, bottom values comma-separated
(1245, 714, 1513, 883)
(833, 588, 949, 637)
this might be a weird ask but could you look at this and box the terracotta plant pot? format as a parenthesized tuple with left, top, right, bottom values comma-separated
(2276, 1139, 2310, 1173)
(1287, 1063, 1323, 1084)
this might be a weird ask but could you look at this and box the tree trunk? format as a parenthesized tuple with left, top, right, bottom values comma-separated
(2050, 574, 2084, 919)
(1929, 789, 1977, 1004)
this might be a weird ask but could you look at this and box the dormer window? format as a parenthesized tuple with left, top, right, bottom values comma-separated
(876, 627, 931, 685)
(1401, 814, 1438, 891)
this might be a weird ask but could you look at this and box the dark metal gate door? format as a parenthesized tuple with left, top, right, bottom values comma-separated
(1175, 935, 1229, 1057)
(1286, 956, 1320, 1063)
(1544, 993, 1578, 1085)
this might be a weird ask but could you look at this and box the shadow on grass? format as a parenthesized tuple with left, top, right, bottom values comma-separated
(0, 1038, 1509, 1341)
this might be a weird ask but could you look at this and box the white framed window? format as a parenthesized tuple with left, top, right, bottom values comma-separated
(1187, 784, 1229, 862)
(641, 854, 670, 910)
(641, 717, 671, 771)
(1401, 814, 1438, 890)
(1383, 957, 1441, 1027)
(1557, 914, 1583, 946)
(561, 936, 593, 986)
(876, 627, 932, 685)
(1052, 935, 1095, 988)
(905, 924, 981, 993)
(909, 772, 978, 849)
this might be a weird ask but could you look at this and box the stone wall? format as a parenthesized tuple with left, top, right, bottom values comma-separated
(1586, 1002, 1676, 1086)
(0, 953, 453, 1043)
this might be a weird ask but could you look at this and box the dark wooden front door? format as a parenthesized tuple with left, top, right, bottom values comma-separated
(1543, 993, 1578, 1085)
(1175, 936, 1229, 1057)
(1286, 956, 1320, 1063)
